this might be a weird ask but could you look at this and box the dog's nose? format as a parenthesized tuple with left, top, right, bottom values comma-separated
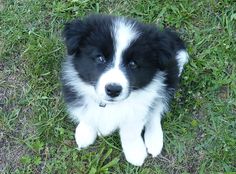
(105, 83, 122, 98)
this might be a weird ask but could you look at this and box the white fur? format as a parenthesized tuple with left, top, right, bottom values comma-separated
(112, 18, 139, 68)
(120, 121, 147, 166)
(63, 56, 167, 165)
(176, 50, 189, 76)
(75, 121, 97, 149)
(65, 67, 167, 135)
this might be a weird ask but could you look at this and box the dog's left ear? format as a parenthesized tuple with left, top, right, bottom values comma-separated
(157, 29, 186, 69)
(63, 19, 87, 55)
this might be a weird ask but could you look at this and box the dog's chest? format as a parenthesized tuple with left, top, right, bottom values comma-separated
(81, 98, 150, 136)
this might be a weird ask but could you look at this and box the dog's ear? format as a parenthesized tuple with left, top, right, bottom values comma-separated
(162, 29, 185, 50)
(63, 19, 87, 55)
(157, 29, 185, 69)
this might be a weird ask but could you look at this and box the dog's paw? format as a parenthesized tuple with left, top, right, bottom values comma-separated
(75, 122, 97, 149)
(144, 130, 163, 157)
(123, 142, 147, 166)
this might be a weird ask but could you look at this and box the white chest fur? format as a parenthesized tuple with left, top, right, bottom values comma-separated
(67, 70, 167, 136)
(69, 89, 156, 136)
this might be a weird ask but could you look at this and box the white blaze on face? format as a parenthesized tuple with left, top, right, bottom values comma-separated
(96, 18, 139, 102)
(113, 19, 139, 68)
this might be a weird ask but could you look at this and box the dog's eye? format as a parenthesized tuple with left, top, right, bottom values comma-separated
(128, 61, 138, 69)
(95, 55, 106, 64)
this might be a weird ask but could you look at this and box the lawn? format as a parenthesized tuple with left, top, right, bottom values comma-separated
(0, 0, 235, 173)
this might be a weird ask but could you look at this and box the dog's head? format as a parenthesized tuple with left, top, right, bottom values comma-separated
(63, 15, 182, 105)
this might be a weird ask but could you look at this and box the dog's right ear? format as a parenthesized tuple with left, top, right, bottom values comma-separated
(63, 20, 86, 55)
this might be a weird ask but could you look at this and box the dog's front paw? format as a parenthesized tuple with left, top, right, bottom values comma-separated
(123, 142, 147, 166)
(144, 129, 163, 157)
(75, 122, 97, 149)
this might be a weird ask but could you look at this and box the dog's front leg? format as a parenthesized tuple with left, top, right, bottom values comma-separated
(119, 122, 147, 166)
(144, 113, 163, 157)
(75, 121, 97, 149)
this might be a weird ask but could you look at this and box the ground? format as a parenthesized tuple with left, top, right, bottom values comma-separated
(0, 0, 236, 173)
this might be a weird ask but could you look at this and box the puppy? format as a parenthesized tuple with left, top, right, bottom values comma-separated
(61, 14, 189, 166)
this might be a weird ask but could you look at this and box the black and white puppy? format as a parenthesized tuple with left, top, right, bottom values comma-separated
(61, 14, 189, 166)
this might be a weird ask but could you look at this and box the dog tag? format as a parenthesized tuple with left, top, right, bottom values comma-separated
(99, 102, 106, 107)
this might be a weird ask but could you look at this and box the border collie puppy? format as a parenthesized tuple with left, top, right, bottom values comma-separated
(61, 14, 189, 166)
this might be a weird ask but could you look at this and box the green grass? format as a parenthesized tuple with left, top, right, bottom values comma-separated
(1, 0, 235, 173)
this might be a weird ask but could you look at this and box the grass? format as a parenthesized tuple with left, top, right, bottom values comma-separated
(1, 0, 235, 173)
